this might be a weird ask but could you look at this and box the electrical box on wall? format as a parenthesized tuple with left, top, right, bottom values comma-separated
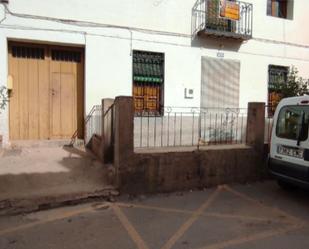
(184, 88, 194, 99)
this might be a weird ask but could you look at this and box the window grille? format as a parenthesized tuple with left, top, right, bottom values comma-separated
(12, 46, 45, 60)
(268, 65, 288, 91)
(268, 65, 289, 117)
(133, 51, 164, 83)
(133, 51, 164, 116)
(51, 50, 81, 63)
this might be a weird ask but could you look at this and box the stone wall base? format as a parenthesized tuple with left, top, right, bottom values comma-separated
(118, 146, 268, 194)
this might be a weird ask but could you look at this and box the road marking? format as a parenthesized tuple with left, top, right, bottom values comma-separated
(112, 204, 150, 249)
(0, 203, 109, 236)
(198, 223, 305, 249)
(160, 186, 222, 249)
(203, 212, 290, 224)
(117, 202, 289, 224)
(223, 185, 302, 224)
(117, 202, 192, 215)
(0, 182, 304, 249)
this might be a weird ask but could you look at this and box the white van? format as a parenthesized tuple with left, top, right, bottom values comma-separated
(269, 96, 309, 189)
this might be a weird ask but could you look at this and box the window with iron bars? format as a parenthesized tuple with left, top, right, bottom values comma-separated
(268, 65, 288, 117)
(132, 50, 164, 116)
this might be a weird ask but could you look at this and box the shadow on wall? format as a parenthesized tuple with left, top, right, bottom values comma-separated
(191, 35, 243, 52)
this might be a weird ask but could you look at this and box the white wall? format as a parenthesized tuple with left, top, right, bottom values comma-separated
(85, 35, 132, 111)
(0, 0, 309, 144)
(6, 0, 309, 45)
(0, 29, 8, 146)
(252, 0, 309, 45)
(7, 0, 196, 35)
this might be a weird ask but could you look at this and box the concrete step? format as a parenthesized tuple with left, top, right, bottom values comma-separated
(9, 139, 85, 149)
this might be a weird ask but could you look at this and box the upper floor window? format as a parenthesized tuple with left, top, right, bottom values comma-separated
(267, 0, 294, 19)
(268, 65, 289, 117)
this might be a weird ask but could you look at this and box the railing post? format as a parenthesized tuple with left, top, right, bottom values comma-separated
(113, 96, 134, 186)
(198, 110, 202, 149)
(102, 98, 115, 163)
(246, 102, 265, 154)
(102, 99, 114, 132)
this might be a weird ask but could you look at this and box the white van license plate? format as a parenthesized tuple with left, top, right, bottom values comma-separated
(277, 145, 304, 159)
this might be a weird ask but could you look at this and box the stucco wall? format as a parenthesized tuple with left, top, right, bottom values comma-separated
(0, 0, 309, 144)
(5, 0, 309, 45)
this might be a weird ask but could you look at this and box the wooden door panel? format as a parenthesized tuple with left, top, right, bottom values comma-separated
(60, 73, 76, 137)
(8, 49, 20, 140)
(28, 58, 40, 139)
(51, 61, 77, 139)
(60, 61, 76, 138)
(9, 44, 49, 140)
(76, 61, 84, 139)
(38, 56, 50, 139)
(51, 72, 61, 137)
(8, 42, 84, 140)
(18, 58, 29, 140)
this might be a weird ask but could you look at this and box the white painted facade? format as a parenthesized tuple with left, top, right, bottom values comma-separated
(0, 0, 309, 145)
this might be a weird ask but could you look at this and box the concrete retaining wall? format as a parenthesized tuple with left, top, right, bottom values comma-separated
(87, 134, 104, 161)
(118, 146, 266, 194)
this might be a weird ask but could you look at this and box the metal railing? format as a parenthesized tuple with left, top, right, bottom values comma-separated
(192, 0, 253, 39)
(134, 107, 248, 148)
(85, 105, 102, 144)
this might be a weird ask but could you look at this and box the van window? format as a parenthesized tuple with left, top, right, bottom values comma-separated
(276, 106, 309, 141)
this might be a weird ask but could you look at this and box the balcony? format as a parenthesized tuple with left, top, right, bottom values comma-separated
(192, 0, 253, 40)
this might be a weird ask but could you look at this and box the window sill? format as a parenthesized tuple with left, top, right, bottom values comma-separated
(266, 14, 293, 21)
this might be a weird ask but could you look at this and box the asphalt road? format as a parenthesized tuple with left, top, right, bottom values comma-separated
(1, 180, 309, 249)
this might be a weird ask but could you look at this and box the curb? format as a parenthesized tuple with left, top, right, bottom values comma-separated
(0, 187, 119, 216)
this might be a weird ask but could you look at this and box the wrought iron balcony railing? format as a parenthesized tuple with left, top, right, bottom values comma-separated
(192, 0, 253, 40)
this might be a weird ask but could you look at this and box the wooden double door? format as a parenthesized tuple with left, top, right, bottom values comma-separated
(8, 42, 84, 140)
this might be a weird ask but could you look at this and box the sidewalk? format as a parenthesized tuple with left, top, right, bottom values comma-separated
(0, 143, 117, 215)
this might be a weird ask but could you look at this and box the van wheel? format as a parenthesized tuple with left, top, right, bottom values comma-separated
(277, 180, 297, 191)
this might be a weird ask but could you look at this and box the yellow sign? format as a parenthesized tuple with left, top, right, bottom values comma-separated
(219, 0, 240, 21)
